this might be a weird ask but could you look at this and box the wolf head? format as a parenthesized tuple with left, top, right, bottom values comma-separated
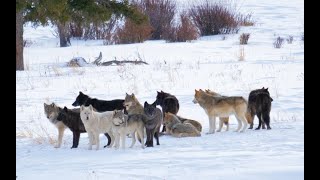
(112, 110, 126, 126)
(80, 105, 93, 121)
(155, 90, 170, 105)
(144, 101, 157, 117)
(124, 93, 137, 110)
(44, 102, 60, 120)
(57, 106, 68, 121)
(72, 91, 89, 107)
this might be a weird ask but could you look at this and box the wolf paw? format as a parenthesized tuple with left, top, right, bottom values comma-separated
(206, 132, 214, 135)
(216, 129, 221, 132)
(240, 130, 246, 133)
(54, 145, 60, 148)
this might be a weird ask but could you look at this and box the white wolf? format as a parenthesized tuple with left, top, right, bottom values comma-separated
(80, 105, 118, 150)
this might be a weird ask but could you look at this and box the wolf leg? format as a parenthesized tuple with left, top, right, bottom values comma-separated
(71, 131, 80, 148)
(155, 130, 160, 145)
(55, 126, 65, 148)
(217, 118, 224, 132)
(255, 113, 262, 130)
(88, 132, 93, 150)
(238, 115, 248, 133)
(103, 133, 111, 148)
(121, 132, 126, 149)
(94, 132, 100, 150)
(263, 113, 271, 130)
(234, 115, 243, 132)
(114, 133, 120, 149)
(129, 132, 136, 148)
(206, 116, 215, 134)
(137, 129, 145, 149)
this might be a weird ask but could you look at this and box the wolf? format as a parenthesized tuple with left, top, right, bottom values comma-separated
(143, 101, 163, 147)
(55, 106, 110, 148)
(44, 103, 67, 148)
(164, 112, 201, 137)
(80, 105, 116, 150)
(251, 91, 273, 130)
(123, 93, 144, 115)
(153, 91, 180, 132)
(170, 113, 202, 132)
(72, 91, 125, 112)
(193, 89, 248, 134)
(111, 110, 145, 149)
(204, 89, 230, 131)
(247, 87, 273, 129)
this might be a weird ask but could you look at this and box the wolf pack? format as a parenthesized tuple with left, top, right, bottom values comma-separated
(44, 87, 273, 150)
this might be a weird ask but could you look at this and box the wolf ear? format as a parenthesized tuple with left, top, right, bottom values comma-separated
(262, 87, 265, 89)
(266, 88, 268, 91)
(144, 101, 148, 106)
(126, 92, 128, 96)
(63, 106, 68, 112)
(89, 104, 93, 111)
(195, 89, 198, 93)
(161, 90, 164, 93)
(80, 105, 84, 111)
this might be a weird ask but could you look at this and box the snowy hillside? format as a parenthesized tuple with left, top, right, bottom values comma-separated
(16, 0, 304, 179)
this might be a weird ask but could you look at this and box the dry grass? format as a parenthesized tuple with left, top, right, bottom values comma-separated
(16, 124, 57, 145)
(52, 66, 63, 76)
(238, 46, 245, 61)
(239, 33, 250, 45)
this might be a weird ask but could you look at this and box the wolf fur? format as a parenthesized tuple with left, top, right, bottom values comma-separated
(153, 91, 180, 132)
(193, 89, 248, 134)
(72, 91, 125, 112)
(44, 103, 67, 148)
(111, 111, 145, 149)
(164, 112, 201, 137)
(143, 102, 163, 147)
(123, 93, 144, 115)
(252, 91, 273, 130)
(56, 106, 86, 148)
(170, 113, 202, 132)
(80, 105, 116, 150)
(247, 87, 272, 129)
(204, 89, 230, 131)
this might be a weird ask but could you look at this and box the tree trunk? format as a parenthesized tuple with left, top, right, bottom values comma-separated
(57, 22, 71, 47)
(16, 10, 24, 71)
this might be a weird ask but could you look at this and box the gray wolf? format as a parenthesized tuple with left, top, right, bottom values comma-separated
(153, 90, 180, 132)
(204, 89, 229, 131)
(111, 110, 145, 149)
(44, 103, 67, 148)
(164, 112, 201, 137)
(80, 105, 117, 150)
(247, 87, 273, 129)
(193, 89, 248, 134)
(143, 101, 163, 147)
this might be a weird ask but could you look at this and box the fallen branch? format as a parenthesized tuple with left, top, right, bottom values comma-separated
(100, 60, 149, 66)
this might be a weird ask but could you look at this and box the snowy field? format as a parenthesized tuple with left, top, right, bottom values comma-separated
(16, 0, 304, 179)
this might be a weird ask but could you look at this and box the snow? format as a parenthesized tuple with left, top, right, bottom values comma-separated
(17, 0, 304, 179)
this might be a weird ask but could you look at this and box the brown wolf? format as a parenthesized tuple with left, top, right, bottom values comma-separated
(204, 89, 229, 131)
(172, 113, 202, 132)
(193, 89, 248, 134)
(164, 112, 201, 137)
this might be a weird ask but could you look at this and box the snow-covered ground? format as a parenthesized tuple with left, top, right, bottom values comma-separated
(16, 0, 304, 179)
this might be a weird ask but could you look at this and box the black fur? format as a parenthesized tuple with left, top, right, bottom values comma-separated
(254, 93, 272, 130)
(72, 91, 126, 112)
(56, 106, 111, 148)
(153, 91, 179, 132)
(143, 102, 163, 147)
(247, 87, 273, 130)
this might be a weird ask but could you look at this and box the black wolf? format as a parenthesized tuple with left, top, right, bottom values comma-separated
(143, 101, 163, 147)
(153, 91, 179, 132)
(247, 87, 273, 130)
(56, 106, 110, 148)
(72, 91, 125, 112)
(254, 92, 272, 130)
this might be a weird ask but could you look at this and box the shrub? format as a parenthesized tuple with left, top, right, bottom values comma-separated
(189, 0, 253, 36)
(239, 33, 250, 45)
(273, 36, 284, 48)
